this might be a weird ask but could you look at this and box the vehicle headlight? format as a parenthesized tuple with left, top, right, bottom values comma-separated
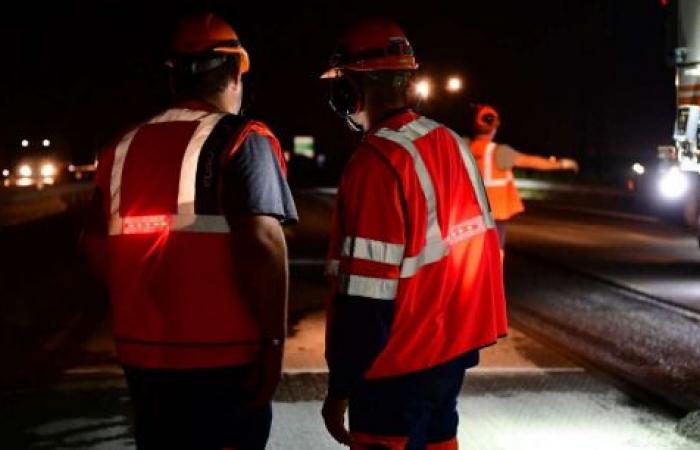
(40, 162, 57, 178)
(658, 166, 689, 199)
(18, 164, 33, 177)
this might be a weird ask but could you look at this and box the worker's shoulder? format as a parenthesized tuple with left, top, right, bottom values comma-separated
(343, 141, 400, 181)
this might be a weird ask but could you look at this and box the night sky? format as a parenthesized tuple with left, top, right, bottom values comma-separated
(0, 0, 676, 183)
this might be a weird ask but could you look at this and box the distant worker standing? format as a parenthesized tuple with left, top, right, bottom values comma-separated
(83, 13, 297, 450)
(468, 104, 579, 254)
(321, 20, 507, 449)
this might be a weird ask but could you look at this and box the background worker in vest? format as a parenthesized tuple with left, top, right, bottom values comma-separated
(82, 13, 297, 450)
(467, 104, 579, 255)
(320, 20, 507, 450)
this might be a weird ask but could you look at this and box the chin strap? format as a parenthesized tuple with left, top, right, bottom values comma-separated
(345, 115, 363, 132)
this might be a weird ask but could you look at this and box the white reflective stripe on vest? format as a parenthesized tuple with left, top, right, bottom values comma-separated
(177, 113, 226, 215)
(375, 121, 442, 245)
(109, 214, 229, 236)
(338, 273, 398, 301)
(371, 117, 492, 280)
(449, 131, 495, 229)
(400, 215, 487, 278)
(110, 129, 138, 216)
(483, 142, 513, 187)
(109, 109, 225, 218)
(342, 236, 404, 265)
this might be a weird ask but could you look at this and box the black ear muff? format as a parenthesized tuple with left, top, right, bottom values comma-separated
(328, 76, 363, 118)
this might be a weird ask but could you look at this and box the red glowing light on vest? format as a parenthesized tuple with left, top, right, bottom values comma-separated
(123, 215, 172, 235)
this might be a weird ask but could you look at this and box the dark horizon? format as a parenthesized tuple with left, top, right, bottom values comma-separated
(0, 0, 676, 181)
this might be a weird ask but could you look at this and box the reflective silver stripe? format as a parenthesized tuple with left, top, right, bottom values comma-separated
(450, 131, 496, 229)
(375, 125, 442, 244)
(325, 259, 340, 277)
(177, 113, 226, 215)
(109, 129, 138, 216)
(400, 241, 449, 278)
(342, 236, 404, 265)
(482, 142, 513, 187)
(400, 215, 486, 278)
(109, 214, 229, 236)
(338, 273, 398, 301)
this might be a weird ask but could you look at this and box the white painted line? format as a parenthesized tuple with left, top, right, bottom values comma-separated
(64, 366, 124, 376)
(470, 366, 585, 374)
(540, 204, 659, 223)
(283, 368, 329, 374)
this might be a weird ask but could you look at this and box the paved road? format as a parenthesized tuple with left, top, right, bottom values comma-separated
(2, 192, 700, 448)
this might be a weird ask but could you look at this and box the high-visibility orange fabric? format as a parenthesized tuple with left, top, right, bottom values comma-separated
(327, 110, 507, 379)
(470, 136, 524, 221)
(96, 102, 286, 369)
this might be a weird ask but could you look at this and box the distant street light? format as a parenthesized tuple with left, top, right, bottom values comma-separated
(21, 139, 29, 148)
(1, 169, 9, 177)
(446, 76, 462, 93)
(42, 139, 51, 148)
(632, 162, 645, 175)
(415, 79, 431, 100)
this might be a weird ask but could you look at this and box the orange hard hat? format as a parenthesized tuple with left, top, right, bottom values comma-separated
(171, 13, 250, 73)
(321, 19, 418, 79)
(474, 104, 500, 134)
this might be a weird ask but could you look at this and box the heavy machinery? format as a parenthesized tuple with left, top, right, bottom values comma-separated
(656, 0, 700, 242)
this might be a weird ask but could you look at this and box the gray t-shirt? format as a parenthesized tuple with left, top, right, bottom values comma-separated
(223, 133, 298, 224)
(494, 144, 522, 171)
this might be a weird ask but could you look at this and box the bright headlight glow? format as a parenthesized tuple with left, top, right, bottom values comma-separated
(446, 76, 462, 92)
(40, 162, 57, 177)
(658, 166, 689, 199)
(415, 79, 431, 99)
(632, 163, 645, 175)
(18, 164, 33, 177)
(1, 169, 9, 177)
(21, 139, 29, 148)
(42, 139, 51, 148)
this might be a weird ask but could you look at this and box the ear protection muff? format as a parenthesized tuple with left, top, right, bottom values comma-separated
(328, 76, 364, 131)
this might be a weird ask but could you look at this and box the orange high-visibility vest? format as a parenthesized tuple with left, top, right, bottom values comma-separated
(95, 103, 286, 369)
(327, 111, 507, 379)
(470, 138, 524, 221)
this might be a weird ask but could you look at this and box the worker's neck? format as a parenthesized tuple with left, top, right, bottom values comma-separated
(365, 101, 407, 130)
(202, 91, 238, 114)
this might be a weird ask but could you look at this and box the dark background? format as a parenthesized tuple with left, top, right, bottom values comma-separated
(0, 0, 677, 184)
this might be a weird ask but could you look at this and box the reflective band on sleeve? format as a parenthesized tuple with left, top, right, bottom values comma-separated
(177, 113, 226, 215)
(325, 259, 340, 277)
(338, 273, 398, 301)
(449, 131, 496, 229)
(109, 214, 230, 236)
(110, 129, 138, 216)
(342, 236, 404, 265)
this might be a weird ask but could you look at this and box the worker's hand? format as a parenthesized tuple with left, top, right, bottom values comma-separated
(559, 158, 579, 172)
(322, 397, 352, 446)
(246, 342, 284, 408)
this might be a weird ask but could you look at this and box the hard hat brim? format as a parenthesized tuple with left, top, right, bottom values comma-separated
(320, 58, 418, 79)
(213, 46, 250, 73)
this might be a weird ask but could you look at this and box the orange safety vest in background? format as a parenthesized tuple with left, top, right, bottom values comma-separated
(327, 110, 507, 379)
(95, 102, 286, 369)
(470, 138, 524, 221)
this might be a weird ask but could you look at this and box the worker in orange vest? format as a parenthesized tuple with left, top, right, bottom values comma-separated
(82, 13, 297, 450)
(468, 104, 578, 255)
(321, 20, 507, 450)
